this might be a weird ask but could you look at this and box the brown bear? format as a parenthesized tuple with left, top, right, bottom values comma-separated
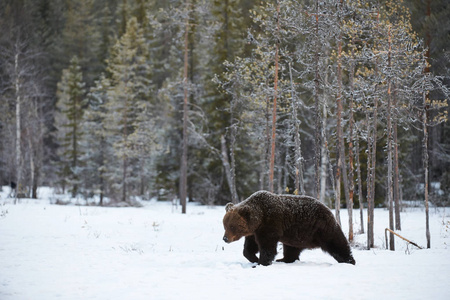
(223, 190, 356, 266)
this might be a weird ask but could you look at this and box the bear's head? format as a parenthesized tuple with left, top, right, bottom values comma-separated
(222, 203, 256, 243)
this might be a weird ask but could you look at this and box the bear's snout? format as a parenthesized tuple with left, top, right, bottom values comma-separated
(223, 233, 241, 243)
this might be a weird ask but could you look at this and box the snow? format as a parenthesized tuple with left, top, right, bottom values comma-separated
(1, 187, 449, 300)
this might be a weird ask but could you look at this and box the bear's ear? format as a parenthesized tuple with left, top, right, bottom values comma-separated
(238, 206, 251, 221)
(225, 202, 234, 212)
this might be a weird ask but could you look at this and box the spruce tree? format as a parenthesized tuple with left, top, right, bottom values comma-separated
(102, 17, 152, 203)
(55, 56, 86, 197)
(81, 74, 111, 204)
(60, 0, 103, 87)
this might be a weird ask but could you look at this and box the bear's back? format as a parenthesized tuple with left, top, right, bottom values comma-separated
(244, 191, 334, 226)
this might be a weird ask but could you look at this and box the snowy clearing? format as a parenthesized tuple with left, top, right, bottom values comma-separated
(1, 187, 449, 300)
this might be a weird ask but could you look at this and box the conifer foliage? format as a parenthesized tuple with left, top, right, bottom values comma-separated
(88, 17, 156, 203)
(55, 56, 86, 197)
(0, 0, 448, 235)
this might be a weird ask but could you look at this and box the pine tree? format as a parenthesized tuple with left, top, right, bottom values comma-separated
(376, 0, 424, 248)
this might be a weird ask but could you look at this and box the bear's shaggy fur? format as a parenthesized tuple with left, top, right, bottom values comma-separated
(223, 191, 355, 266)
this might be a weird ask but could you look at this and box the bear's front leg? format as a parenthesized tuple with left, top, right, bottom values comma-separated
(276, 244, 303, 263)
(243, 235, 259, 263)
(255, 234, 279, 266)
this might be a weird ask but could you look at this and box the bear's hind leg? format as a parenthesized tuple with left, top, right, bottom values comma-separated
(276, 244, 302, 263)
(243, 235, 259, 263)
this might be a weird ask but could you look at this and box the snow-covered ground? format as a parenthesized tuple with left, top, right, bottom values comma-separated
(1, 187, 449, 300)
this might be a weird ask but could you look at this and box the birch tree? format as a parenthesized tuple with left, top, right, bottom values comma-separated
(0, 30, 32, 198)
(0, 0, 52, 200)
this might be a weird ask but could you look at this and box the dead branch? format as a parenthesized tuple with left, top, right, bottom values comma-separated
(385, 228, 423, 250)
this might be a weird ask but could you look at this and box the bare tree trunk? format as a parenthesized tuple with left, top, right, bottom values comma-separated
(393, 89, 401, 230)
(423, 89, 431, 249)
(335, 10, 344, 226)
(28, 135, 36, 198)
(387, 95, 395, 250)
(321, 60, 331, 205)
(268, 1, 280, 193)
(282, 149, 289, 194)
(31, 99, 42, 199)
(260, 96, 271, 190)
(32, 166, 38, 198)
(335, 164, 342, 226)
(367, 95, 378, 249)
(277, 152, 283, 194)
(122, 154, 128, 202)
(347, 95, 354, 242)
(370, 98, 378, 249)
(99, 135, 106, 206)
(180, 0, 190, 214)
(356, 138, 364, 234)
(268, 56, 277, 193)
(259, 143, 266, 191)
(347, 42, 356, 241)
(323, 120, 336, 210)
(423, 0, 431, 248)
(14, 53, 22, 203)
(288, 63, 304, 195)
(139, 164, 144, 197)
(229, 124, 238, 200)
(72, 96, 79, 198)
(99, 172, 104, 206)
(313, 0, 321, 199)
(319, 102, 327, 203)
(122, 79, 129, 203)
(221, 135, 238, 203)
(322, 67, 336, 208)
(122, 99, 128, 203)
(387, 26, 395, 250)
(367, 7, 381, 249)
(366, 112, 373, 247)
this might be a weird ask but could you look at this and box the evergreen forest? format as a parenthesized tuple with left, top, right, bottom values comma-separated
(1, 0, 449, 219)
